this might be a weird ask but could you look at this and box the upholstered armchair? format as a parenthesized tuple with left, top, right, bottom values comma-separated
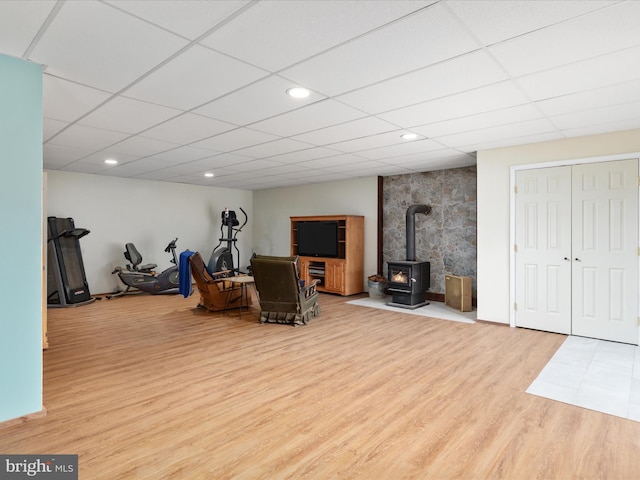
(249, 254, 320, 326)
(188, 251, 250, 312)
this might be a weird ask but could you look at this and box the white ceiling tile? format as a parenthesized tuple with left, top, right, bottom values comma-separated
(560, 117, 640, 138)
(234, 138, 315, 158)
(489, 1, 640, 77)
(43, 144, 90, 168)
(379, 81, 529, 128)
(535, 79, 640, 117)
(242, 180, 291, 191)
(213, 170, 273, 182)
(79, 96, 182, 134)
(131, 162, 205, 178)
(381, 148, 471, 163)
(167, 175, 226, 186)
(201, 0, 434, 72)
(293, 155, 349, 169)
(434, 118, 557, 148)
(193, 75, 326, 126)
(46, 124, 130, 152)
(132, 170, 187, 181)
(12, 0, 640, 190)
(29, 0, 188, 92)
(272, 169, 327, 180)
(0, 1, 56, 57)
(73, 151, 141, 167)
(320, 159, 395, 174)
(140, 146, 215, 164)
(250, 175, 298, 184)
(356, 138, 444, 160)
(97, 160, 166, 177)
(249, 164, 308, 176)
(292, 117, 399, 146)
(355, 164, 412, 176)
(267, 147, 345, 164)
(191, 128, 279, 153)
(411, 104, 543, 138)
(43, 118, 68, 141)
(380, 145, 468, 161)
(446, 0, 613, 45)
(327, 130, 409, 153)
(107, 136, 180, 157)
(280, 3, 479, 96)
(337, 50, 508, 114)
(395, 155, 476, 172)
(124, 45, 269, 110)
(105, 0, 251, 39)
(460, 131, 564, 152)
(550, 101, 640, 131)
(61, 162, 108, 174)
(140, 113, 236, 144)
(187, 153, 257, 170)
(304, 173, 359, 184)
(390, 150, 476, 168)
(250, 100, 366, 137)
(43, 75, 112, 122)
(297, 154, 374, 170)
(516, 45, 640, 101)
(229, 158, 286, 171)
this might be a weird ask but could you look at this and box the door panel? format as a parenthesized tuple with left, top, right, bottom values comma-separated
(515, 160, 638, 343)
(515, 166, 572, 334)
(571, 159, 638, 344)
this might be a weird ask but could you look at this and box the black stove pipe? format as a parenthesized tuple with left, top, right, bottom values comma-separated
(406, 204, 432, 261)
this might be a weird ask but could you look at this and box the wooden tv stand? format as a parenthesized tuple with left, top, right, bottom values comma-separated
(291, 215, 364, 296)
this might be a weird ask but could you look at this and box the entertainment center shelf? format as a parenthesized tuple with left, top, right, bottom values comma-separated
(291, 215, 364, 296)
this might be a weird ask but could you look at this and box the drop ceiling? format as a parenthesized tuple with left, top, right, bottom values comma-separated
(2, 0, 640, 190)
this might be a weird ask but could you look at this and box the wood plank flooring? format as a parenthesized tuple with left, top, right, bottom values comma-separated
(3, 292, 640, 479)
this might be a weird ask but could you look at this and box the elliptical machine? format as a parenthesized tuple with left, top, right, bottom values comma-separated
(207, 207, 247, 275)
(107, 238, 180, 298)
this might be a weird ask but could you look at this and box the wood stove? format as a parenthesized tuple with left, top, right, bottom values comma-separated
(387, 204, 432, 309)
(387, 260, 430, 309)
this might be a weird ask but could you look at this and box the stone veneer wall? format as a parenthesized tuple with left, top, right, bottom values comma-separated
(382, 166, 477, 298)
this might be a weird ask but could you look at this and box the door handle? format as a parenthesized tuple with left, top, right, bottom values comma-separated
(563, 257, 570, 261)
(574, 258, 581, 262)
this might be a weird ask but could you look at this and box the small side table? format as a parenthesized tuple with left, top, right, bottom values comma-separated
(224, 275, 255, 319)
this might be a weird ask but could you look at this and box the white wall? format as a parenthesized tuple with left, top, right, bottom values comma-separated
(47, 172, 379, 296)
(477, 128, 640, 324)
(46, 171, 252, 294)
(253, 176, 379, 289)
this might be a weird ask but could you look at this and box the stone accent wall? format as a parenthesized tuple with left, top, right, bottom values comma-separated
(382, 166, 477, 298)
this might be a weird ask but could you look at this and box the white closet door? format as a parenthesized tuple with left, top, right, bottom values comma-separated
(571, 159, 638, 344)
(515, 166, 572, 334)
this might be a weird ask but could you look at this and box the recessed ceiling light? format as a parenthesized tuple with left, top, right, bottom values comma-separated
(104, 158, 118, 165)
(401, 133, 418, 140)
(204, 172, 214, 178)
(286, 87, 310, 99)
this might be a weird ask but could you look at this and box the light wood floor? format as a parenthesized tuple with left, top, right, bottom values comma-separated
(3, 292, 640, 479)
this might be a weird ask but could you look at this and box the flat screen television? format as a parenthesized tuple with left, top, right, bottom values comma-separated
(297, 221, 339, 258)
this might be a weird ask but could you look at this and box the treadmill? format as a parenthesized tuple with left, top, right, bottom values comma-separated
(47, 216, 95, 307)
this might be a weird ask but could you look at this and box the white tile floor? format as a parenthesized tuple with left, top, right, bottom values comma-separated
(527, 335, 640, 421)
(346, 296, 476, 324)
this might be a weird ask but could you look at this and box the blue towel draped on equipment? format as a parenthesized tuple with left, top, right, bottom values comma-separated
(178, 250, 195, 298)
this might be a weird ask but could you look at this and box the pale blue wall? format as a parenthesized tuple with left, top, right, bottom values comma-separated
(0, 54, 43, 422)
